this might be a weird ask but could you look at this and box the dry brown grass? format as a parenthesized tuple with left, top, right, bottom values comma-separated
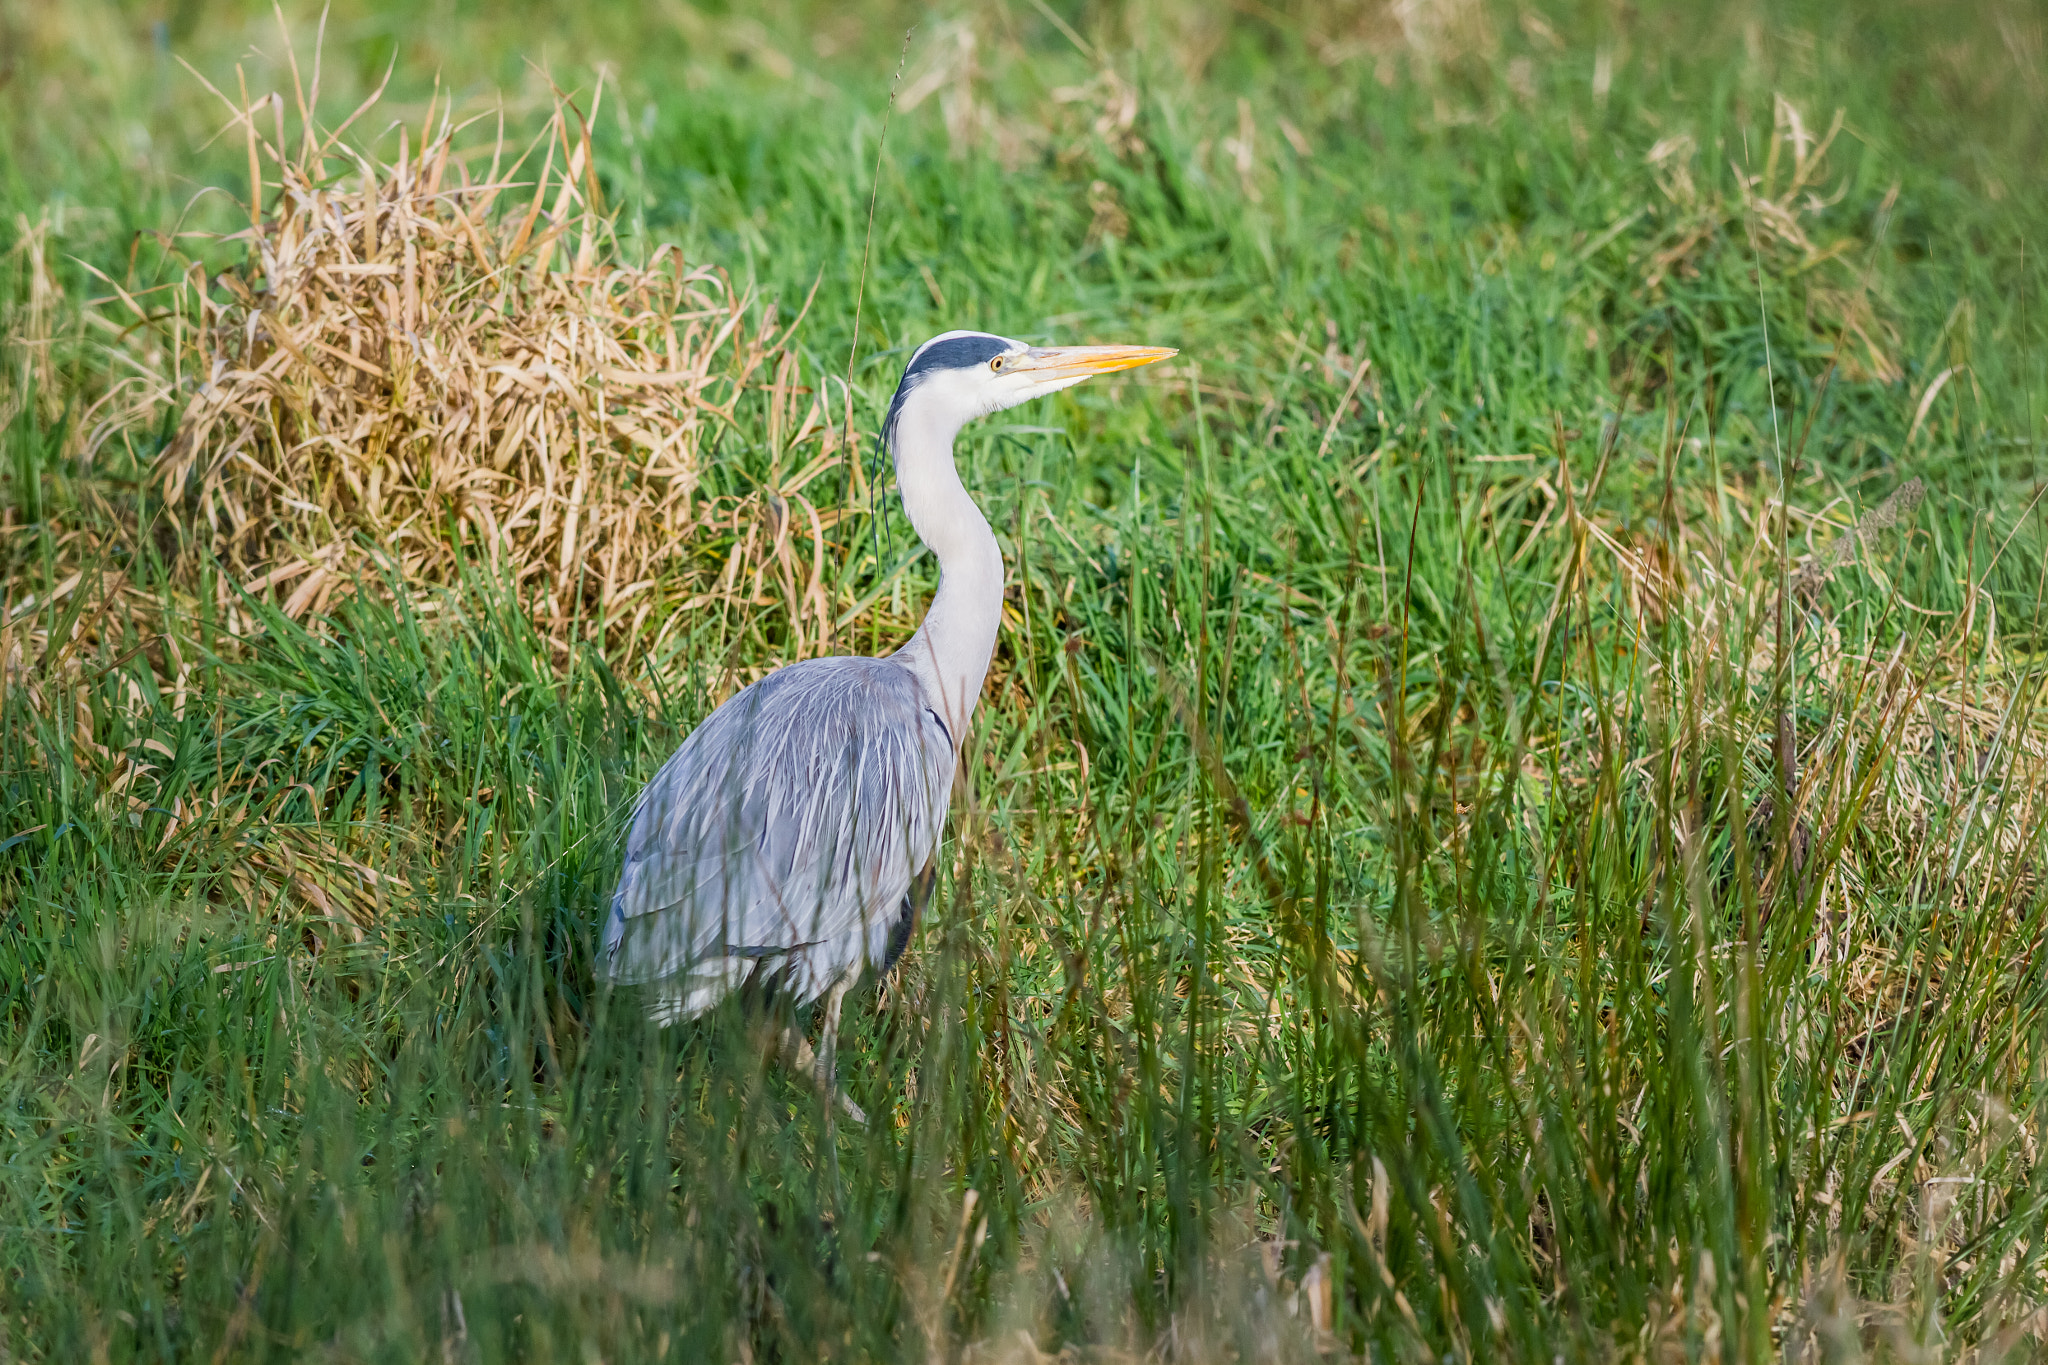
(142, 60, 811, 647)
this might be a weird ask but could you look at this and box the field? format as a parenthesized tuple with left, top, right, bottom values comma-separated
(3, 0, 2047, 1360)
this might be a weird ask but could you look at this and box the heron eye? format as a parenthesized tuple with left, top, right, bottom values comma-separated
(990, 356, 1006, 372)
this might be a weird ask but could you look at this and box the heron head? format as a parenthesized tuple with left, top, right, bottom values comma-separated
(884, 330, 1176, 448)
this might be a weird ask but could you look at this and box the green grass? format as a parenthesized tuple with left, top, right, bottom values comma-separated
(4, 1, 2048, 1360)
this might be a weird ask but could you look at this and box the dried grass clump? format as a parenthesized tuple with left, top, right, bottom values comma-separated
(148, 61, 801, 636)
(1640, 95, 1902, 383)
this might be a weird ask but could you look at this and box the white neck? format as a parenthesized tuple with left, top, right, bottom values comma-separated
(888, 400, 1004, 742)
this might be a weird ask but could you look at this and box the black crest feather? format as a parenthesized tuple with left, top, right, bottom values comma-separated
(881, 334, 1012, 451)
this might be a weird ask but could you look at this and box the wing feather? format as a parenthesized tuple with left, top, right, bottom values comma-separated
(604, 656, 954, 1017)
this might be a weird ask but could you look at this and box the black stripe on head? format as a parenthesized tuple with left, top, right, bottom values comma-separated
(882, 333, 1014, 451)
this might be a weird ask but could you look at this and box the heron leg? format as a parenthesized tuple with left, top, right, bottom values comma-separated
(816, 973, 867, 1126)
(774, 973, 866, 1126)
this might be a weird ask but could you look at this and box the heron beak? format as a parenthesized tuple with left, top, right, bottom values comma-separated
(1015, 344, 1177, 381)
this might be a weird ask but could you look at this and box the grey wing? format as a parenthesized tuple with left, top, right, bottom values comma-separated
(603, 656, 955, 1020)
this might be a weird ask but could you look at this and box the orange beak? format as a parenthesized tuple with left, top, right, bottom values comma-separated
(1012, 344, 1178, 379)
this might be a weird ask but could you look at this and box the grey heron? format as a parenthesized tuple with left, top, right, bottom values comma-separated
(603, 330, 1175, 1122)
